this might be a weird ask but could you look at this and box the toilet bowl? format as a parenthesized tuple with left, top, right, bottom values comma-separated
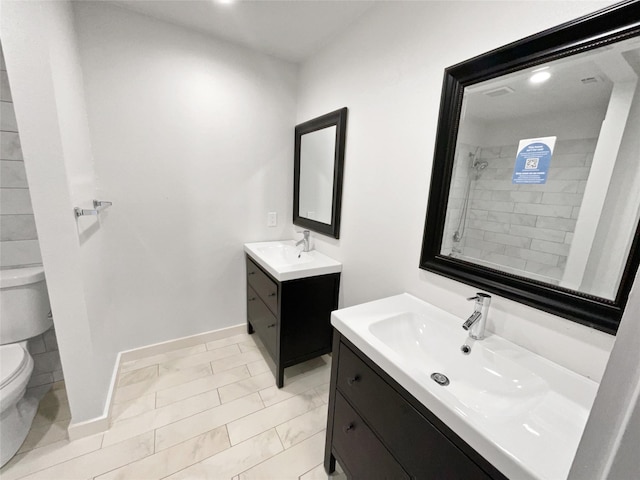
(0, 266, 53, 467)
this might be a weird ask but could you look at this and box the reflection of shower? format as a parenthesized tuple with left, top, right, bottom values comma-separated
(452, 149, 488, 244)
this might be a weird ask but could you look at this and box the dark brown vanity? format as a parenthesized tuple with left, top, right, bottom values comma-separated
(245, 254, 340, 387)
(324, 331, 507, 479)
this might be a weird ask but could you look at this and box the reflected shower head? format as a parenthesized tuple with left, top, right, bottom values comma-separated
(474, 160, 488, 171)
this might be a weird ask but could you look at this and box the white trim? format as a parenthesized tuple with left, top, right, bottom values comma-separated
(66, 323, 246, 440)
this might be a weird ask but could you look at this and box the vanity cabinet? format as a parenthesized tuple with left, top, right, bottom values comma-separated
(245, 255, 340, 388)
(325, 332, 507, 480)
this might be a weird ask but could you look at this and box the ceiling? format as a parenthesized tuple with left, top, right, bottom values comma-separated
(107, 0, 376, 63)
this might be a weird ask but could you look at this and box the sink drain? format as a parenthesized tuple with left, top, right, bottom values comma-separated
(431, 372, 450, 386)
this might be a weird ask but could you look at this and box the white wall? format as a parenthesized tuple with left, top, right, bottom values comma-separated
(71, 3, 297, 352)
(3, 0, 297, 425)
(295, 1, 618, 381)
(1, 0, 106, 422)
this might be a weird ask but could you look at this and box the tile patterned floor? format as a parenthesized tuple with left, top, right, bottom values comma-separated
(1, 332, 346, 479)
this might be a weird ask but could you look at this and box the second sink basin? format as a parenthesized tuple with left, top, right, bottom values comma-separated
(244, 240, 341, 282)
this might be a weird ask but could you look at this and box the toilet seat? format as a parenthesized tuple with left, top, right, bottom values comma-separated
(0, 344, 29, 390)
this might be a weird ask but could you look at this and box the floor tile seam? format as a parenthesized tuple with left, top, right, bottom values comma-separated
(153, 369, 252, 407)
(226, 395, 324, 447)
(16, 425, 71, 455)
(114, 364, 216, 400)
(298, 462, 323, 480)
(3, 434, 106, 480)
(83, 437, 156, 480)
(147, 394, 260, 452)
(229, 427, 286, 478)
(158, 346, 244, 372)
(258, 383, 326, 409)
(272, 406, 328, 450)
(121, 343, 210, 370)
(116, 363, 160, 388)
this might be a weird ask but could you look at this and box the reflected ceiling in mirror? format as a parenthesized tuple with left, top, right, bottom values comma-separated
(442, 35, 640, 301)
(420, 2, 640, 334)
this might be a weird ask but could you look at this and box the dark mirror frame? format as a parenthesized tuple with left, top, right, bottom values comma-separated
(420, 1, 640, 335)
(293, 107, 348, 239)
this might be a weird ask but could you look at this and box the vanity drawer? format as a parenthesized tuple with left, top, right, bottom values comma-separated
(333, 391, 409, 480)
(336, 342, 492, 478)
(246, 257, 278, 314)
(247, 285, 277, 356)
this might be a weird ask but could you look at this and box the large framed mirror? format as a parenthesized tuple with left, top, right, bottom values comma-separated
(294, 107, 348, 239)
(420, 2, 640, 334)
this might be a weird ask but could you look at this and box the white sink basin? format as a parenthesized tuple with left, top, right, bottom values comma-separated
(332, 294, 598, 480)
(369, 312, 549, 419)
(244, 240, 341, 282)
(255, 244, 314, 267)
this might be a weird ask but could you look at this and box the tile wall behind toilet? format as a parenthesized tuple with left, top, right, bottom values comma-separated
(0, 40, 64, 389)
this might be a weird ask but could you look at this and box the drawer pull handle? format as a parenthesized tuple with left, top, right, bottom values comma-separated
(343, 423, 355, 433)
(268, 292, 276, 297)
(267, 323, 276, 328)
(347, 375, 361, 385)
(248, 297, 256, 302)
(248, 271, 256, 275)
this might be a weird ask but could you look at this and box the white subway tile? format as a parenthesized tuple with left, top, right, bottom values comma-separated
(1, 101, 17, 132)
(0, 131, 23, 160)
(1, 160, 27, 187)
(470, 199, 514, 213)
(0, 214, 38, 240)
(530, 239, 571, 256)
(0, 70, 11, 102)
(469, 219, 510, 234)
(486, 211, 537, 226)
(541, 192, 584, 206)
(535, 216, 576, 232)
(0, 188, 33, 214)
(509, 224, 566, 242)
(524, 260, 563, 280)
(0, 239, 42, 266)
(504, 246, 559, 266)
(480, 252, 526, 270)
(483, 232, 531, 248)
(518, 180, 579, 193)
(491, 191, 542, 203)
(514, 202, 573, 218)
(549, 167, 590, 180)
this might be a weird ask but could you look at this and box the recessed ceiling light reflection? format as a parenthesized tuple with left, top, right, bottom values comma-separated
(530, 70, 551, 84)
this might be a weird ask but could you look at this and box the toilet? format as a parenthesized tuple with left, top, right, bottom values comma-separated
(0, 266, 53, 467)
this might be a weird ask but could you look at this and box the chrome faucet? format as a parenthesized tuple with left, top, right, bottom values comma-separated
(296, 230, 311, 252)
(462, 292, 491, 340)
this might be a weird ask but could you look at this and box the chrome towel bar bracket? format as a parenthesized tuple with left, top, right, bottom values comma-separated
(74, 200, 113, 218)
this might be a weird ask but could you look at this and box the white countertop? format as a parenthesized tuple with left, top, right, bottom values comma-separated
(331, 293, 598, 480)
(244, 240, 342, 282)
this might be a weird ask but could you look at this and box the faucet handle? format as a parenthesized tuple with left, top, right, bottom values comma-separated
(467, 292, 491, 302)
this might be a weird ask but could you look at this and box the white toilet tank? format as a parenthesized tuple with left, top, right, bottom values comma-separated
(0, 266, 53, 345)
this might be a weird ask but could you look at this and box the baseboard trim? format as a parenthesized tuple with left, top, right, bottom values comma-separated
(67, 323, 246, 440)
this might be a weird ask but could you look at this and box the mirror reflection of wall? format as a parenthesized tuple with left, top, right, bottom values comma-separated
(441, 36, 640, 300)
(299, 125, 336, 224)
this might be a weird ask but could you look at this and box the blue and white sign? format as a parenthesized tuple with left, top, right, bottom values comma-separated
(512, 136, 556, 184)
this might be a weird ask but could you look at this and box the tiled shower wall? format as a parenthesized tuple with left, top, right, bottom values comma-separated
(1, 40, 64, 388)
(444, 138, 595, 284)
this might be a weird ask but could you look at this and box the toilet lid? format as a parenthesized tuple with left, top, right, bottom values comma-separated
(0, 344, 28, 389)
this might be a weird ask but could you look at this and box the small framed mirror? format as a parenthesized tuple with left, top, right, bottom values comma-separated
(294, 108, 348, 239)
(420, 2, 640, 334)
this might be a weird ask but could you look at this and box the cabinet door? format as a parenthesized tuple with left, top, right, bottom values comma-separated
(247, 285, 278, 357)
(332, 392, 409, 480)
(337, 343, 493, 479)
(246, 257, 278, 314)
